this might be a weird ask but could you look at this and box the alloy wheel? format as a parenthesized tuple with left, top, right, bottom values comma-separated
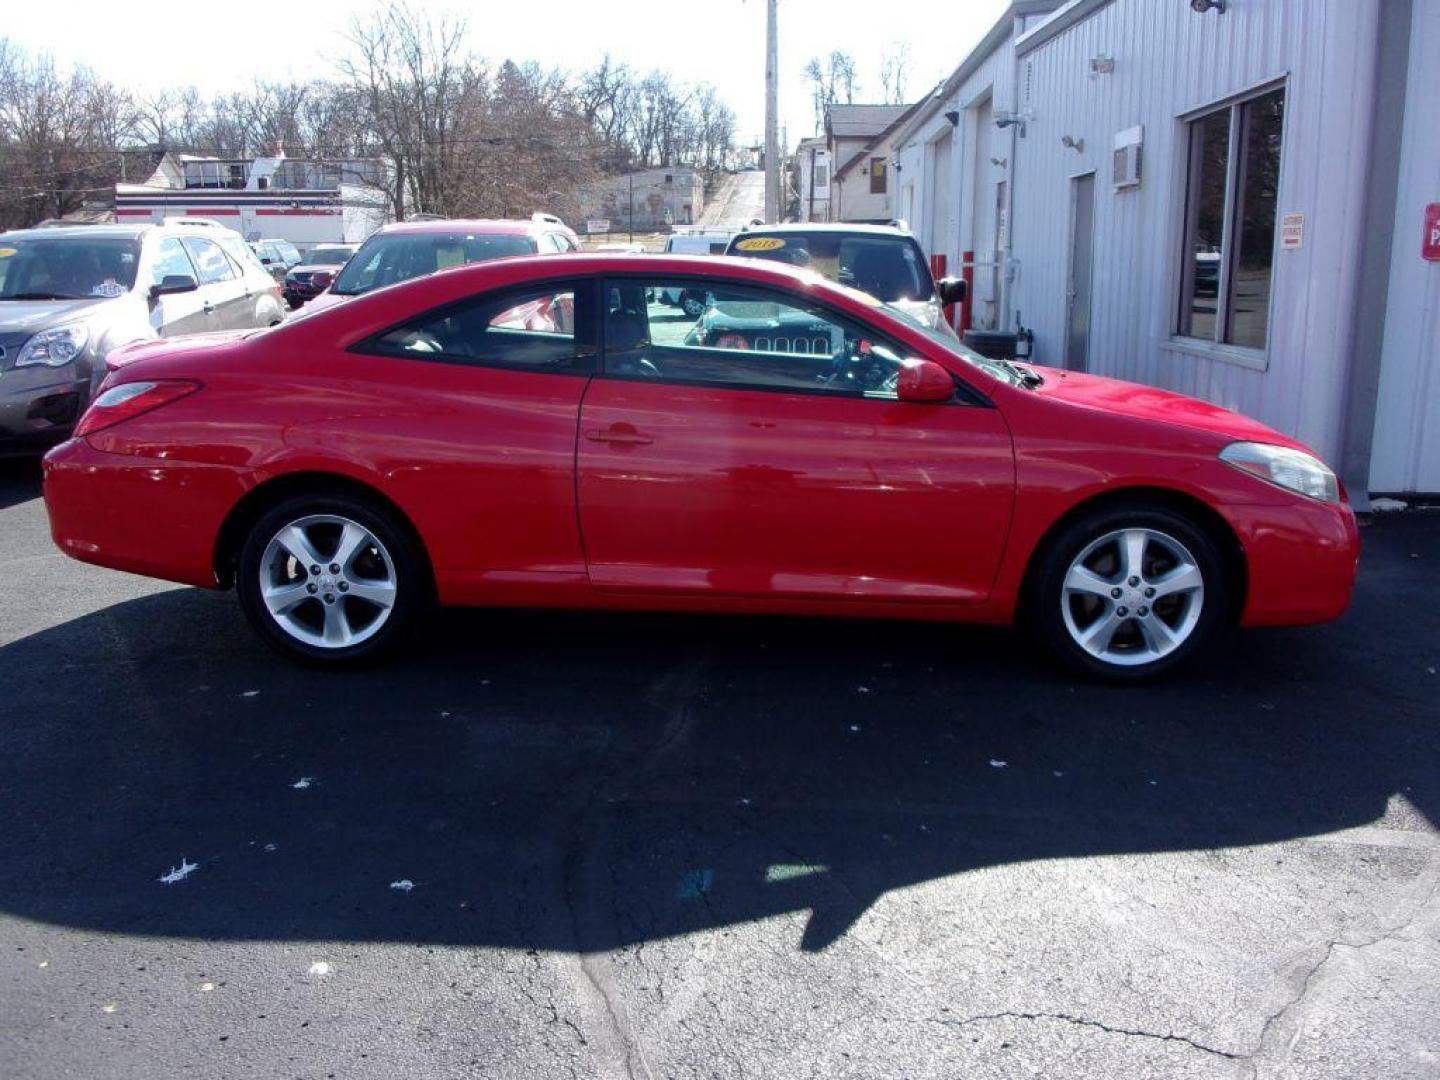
(257, 514, 398, 649)
(1059, 527, 1205, 668)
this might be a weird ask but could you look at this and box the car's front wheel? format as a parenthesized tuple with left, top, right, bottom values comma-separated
(236, 493, 427, 665)
(1027, 505, 1229, 680)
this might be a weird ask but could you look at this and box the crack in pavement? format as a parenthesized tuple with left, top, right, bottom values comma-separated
(1248, 857, 1440, 1076)
(932, 1010, 1242, 1062)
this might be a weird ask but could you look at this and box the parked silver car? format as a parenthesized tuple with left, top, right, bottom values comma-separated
(0, 221, 284, 452)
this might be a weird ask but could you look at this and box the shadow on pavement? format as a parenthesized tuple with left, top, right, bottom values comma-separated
(0, 515, 1434, 953)
(0, 458, 42, 511)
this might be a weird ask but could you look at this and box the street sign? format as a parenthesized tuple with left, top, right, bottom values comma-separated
(587, 219, 610, 235)
(1425, 204, 1440, 262)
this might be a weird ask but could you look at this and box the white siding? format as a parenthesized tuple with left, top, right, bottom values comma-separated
(1369, 0, 1440, 493)
(1008, 0, 1381, 467)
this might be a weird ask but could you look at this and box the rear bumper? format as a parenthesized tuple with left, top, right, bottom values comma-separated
(1232, 497, 1360, 626)
(42, 438, 246, 589)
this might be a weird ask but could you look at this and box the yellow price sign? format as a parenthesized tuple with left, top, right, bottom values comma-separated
(734, 237, 786, 252)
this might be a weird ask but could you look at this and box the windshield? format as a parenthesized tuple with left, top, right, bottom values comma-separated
(0, 237, 141, 300)
(331, 232, 535, 295)
(882, 302, 1028, 388)
(304, 247, 355, 266)
(729, 232, 934, 303)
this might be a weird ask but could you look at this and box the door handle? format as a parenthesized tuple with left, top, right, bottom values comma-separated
(586, 426, 653, 446)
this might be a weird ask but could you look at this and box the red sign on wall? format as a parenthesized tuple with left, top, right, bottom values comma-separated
(1426, 203, 1440, 262)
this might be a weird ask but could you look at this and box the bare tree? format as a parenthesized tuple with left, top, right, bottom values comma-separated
(879, 42, 912, 105)
(803, 51, 859, 134)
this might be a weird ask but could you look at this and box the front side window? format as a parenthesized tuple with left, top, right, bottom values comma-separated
(364, 281, 595, 374)
(869, 157, 887, 195)
(181, 236, 236, 285)
(1178, 85, 1285, 349)
(603, 278, 919, 400)
(151, 237, 198, 286)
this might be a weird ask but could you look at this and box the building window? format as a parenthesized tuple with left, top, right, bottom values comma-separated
(814, 164, 829, 189)
(1178, 85, 1285, 349)
(869, 157, 887, 195)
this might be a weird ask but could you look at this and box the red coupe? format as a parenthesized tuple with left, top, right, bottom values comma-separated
(42, 254, 1359, 678)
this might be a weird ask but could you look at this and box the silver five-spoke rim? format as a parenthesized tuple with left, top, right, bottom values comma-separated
(258, 514, 397, 650)
(1060, 527, 1205, 668)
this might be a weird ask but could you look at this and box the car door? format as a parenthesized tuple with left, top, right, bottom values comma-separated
(348, 279, 599, 591)
(575, 277, 1016, 604)
(146, 236, 214, 338)
(180, 235, 243, 330)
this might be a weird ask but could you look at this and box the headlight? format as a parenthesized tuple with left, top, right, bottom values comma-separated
(16, 322, 90, 368)
(1220, 441, 1339, 503)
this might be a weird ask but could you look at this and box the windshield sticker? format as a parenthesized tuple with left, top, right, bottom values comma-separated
(735, 237, 786, 252)
(0, 248, 15, 258)
(91, 279, 126, 298)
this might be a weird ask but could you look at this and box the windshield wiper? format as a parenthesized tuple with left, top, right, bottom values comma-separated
(3, 291, 85, 301)
(998, 359, 1044, 387)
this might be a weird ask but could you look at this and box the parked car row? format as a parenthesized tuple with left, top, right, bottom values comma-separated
(0, 219, 284, 453)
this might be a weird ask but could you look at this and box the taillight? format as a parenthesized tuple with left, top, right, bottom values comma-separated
(75, 380, 201, 437)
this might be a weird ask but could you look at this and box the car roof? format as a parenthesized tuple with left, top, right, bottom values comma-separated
(371, 218, 567, 237)
(0, 225, 150, 242)
(736, 223, 913, 238)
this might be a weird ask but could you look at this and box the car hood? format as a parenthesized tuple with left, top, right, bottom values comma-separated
(0, 296, 115, 333)
(298, 290, 349, 314)
(106, 330, 257, 372)
(1027, 365, 1314, 452)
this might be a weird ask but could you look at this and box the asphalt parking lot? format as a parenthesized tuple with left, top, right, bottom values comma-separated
(1, 458, 1436, 1080)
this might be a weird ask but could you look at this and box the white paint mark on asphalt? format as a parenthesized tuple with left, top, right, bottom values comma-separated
(242, 690, 260, 698)
(390, 879, 416, 893)
(102, 1003, 117, 1014)
(38, 961, 47, 968)
(1053, 771, 1065, 777)
(849, 724, 861, 733)
(199, 982, 215, 992)
(292, 777, 315, 789)
(308, 961, 331, 976)
(263, 843, 277, 852)
(990, 759, 1008, 769)
(856, 686, 871, 694)
(158, 858, 198, 884)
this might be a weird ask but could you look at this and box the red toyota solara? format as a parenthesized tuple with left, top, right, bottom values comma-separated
(42, 253, 1359, 679)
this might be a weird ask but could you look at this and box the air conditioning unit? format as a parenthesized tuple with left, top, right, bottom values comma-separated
(1113, 125, 1143, 190)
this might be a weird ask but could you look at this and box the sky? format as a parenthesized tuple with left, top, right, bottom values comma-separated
(6, 0, 1010, 147)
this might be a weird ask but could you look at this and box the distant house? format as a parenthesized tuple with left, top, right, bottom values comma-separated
(576, 167, 705, 234)
(113, 152, 393, 249)
(792, 136, 830, 223)
(822, 103, 922, 223)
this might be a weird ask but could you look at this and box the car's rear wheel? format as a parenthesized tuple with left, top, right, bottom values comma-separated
(1027, 505, 1229, 680)
(236, 493, 427, 665)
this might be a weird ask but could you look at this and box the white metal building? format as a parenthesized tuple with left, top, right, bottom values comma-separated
(893, 0, 1439, 500)
(114, 153, 392, 251)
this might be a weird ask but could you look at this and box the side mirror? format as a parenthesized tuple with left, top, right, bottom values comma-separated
(937, 276, 968, 306)
(148, 274, 198, 301)
(896, 357, 955, 404)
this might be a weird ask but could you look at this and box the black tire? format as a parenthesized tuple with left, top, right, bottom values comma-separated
(236, 491, 429, 666)
(681, 290, 706, 318)
(1025, 503, 1230, 682)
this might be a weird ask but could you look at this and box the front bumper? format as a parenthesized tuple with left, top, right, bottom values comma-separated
(1232, 496, 1360, 626)
(43, 437, 247, 589)
(0, 368, 88, 452)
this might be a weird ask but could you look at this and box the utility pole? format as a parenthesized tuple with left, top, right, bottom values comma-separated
(764, 0, 780, 223)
